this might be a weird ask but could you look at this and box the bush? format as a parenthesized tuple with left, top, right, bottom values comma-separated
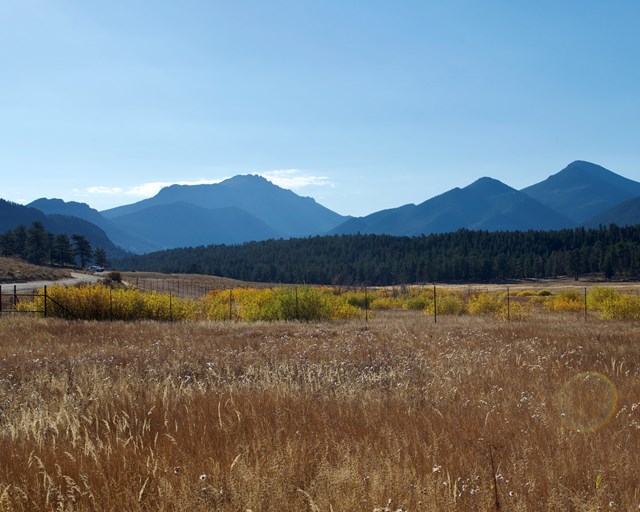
(546, 290, 584, 312)
(468, 293, 504, 315)
(424, 292, 467, 316)
(587, 287, 620, 312)
(599, 294, 640, 320)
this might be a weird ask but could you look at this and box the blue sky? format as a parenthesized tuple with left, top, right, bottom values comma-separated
(2, 0, 639, 217)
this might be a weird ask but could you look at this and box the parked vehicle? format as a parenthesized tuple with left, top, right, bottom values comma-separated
(87, 265, 105, 272)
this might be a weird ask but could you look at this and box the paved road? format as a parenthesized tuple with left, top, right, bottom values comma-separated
(1, 272, 104, 292)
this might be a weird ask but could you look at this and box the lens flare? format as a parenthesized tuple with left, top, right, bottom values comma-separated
(555, 371, 618, 433)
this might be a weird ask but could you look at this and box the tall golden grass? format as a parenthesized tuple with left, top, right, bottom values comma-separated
(0, 312, 638, 510)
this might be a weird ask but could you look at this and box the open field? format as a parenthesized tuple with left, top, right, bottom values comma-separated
(0, 257, 72, 284)
(0, 313, 639, 511)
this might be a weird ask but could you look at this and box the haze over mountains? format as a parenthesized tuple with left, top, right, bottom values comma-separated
(1, 160, 638, 257)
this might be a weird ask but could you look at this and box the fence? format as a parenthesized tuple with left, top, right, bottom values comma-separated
(3, 279, 636, 322)
(0, 285, 81, 319)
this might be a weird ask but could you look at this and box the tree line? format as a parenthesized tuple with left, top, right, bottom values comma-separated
(114, 225, 640, 285)
(0, 222, 107, 268)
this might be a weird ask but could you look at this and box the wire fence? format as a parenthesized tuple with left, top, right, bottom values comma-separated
(1, 279, 619, 323)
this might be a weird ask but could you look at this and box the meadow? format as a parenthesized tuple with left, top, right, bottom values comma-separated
(0, 309, 639, 511)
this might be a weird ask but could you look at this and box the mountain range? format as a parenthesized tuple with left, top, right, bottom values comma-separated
(2, 160, 639, 258)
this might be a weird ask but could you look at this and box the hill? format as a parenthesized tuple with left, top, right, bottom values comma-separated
(0, 199, 125, 259)
(584, 196, 640, 228)
(110, 202, 280, 250)
(332, 177, 575, 235)
(521, 160, 640, 223)
(102, 174, 348, 238)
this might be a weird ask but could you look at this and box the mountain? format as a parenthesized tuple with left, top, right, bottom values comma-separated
(521, 161, 640, 223)
(584, 197, 640, 228)
(28, 198, 106, 226)
(28, 197, 151, 253)
(0, 199, 125, 258)
(332, 177, 575, 235)
(109, 202, 280, 249)
(102, 175, 348, 237)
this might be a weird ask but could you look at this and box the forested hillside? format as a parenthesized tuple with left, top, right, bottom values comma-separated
(115, 225, 640, 285)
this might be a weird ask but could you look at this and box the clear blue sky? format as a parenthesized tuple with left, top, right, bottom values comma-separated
(2, 0, 639, 217)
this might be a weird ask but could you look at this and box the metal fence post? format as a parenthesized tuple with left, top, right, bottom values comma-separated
(433, 285, 437, 324)
(44, 286, 47, 318)
(507, 286, 510, 323)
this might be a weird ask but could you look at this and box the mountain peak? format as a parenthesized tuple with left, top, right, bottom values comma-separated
(522, 161, 640, 223)
(464, 177, 514, 194)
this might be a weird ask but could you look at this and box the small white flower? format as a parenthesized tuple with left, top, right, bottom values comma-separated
(199, 474, 207, 481)
(432, 465, 441, 473)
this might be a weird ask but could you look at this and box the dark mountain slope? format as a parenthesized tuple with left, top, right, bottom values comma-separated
(109, 202, 280, 249)
(29, 197, 149, 253)
(521, 160, 640, 223)
(333, 177, 575, 235)
(584, 196, 640, 228)
(0, 199, 125, 258)
(102, 175, 347, 236)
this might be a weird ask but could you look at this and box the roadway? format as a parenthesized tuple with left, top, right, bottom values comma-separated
(0, 272, 104, 292)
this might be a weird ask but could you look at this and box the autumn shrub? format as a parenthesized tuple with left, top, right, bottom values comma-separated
(424, 291, 467, 316)
(467, 293, 504, 315)
(598, 293, 640, 320)
(546, 290, 584, 312)
(587, 287, 620, 312)
(402, 291, 432, 310)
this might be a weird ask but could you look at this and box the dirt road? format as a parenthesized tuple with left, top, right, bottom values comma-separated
(0, 272, 104, 292)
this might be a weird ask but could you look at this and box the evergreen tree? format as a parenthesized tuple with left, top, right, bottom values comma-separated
(72, 234, 93, 268)
(13, 225, 27, 258)
(52, 234, 76, 267)
(94, 248, 107, 268)
(25, 222, 50, 265)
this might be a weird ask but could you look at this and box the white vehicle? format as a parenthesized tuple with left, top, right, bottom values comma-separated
(87, 265, 105, 272)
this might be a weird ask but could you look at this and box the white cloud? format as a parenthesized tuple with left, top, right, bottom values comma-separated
(124, 178, 227, 197)
(259, 169, 334, 190)
(83, 186, 124, 195)
(78, 172, 330, 205)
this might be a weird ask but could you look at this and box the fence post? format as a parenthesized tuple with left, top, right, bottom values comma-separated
(295, 287, 299, 320)
(433, 285, 437, 324)
(584, 287, 587, 321)
(364, 285, 368, 325)
(169, 291, 173, 322)
(229, 289, 233, 321)
(110, 287, 113, 321)
(44, 286, 47, 318)
(507, 286, 510, 323)
(14, 285, 17, 306)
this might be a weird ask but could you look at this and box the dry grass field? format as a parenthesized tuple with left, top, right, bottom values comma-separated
(0, 311, 639, 511)
(0, 258, 72, 284)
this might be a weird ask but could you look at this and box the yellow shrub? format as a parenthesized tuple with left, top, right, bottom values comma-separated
(587, 287, 620, 312)
(599, 294, 640, 320)
(546, 290, 584, 312)
(424, 292, 467, 316)
(468, 293, 504, 315)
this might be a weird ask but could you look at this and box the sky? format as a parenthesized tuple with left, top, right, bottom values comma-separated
(1, 0, 639, 217)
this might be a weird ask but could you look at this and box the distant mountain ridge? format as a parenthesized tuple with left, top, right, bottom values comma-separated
(521, 160, 640, 223)
(332, 177, 575, 235)
(0, 199, 126, 258)
(103, 175, 347, 238)
(7, 161, 640, 256)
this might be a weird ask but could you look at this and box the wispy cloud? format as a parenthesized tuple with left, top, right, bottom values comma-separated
(84, 186, 124, 195)
(78, 171, 331, 204)
(259, 170, 334, 190)
(123, 178, 226, 198)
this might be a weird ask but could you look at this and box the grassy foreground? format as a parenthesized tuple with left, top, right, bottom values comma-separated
(0, 314, 638, 511)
